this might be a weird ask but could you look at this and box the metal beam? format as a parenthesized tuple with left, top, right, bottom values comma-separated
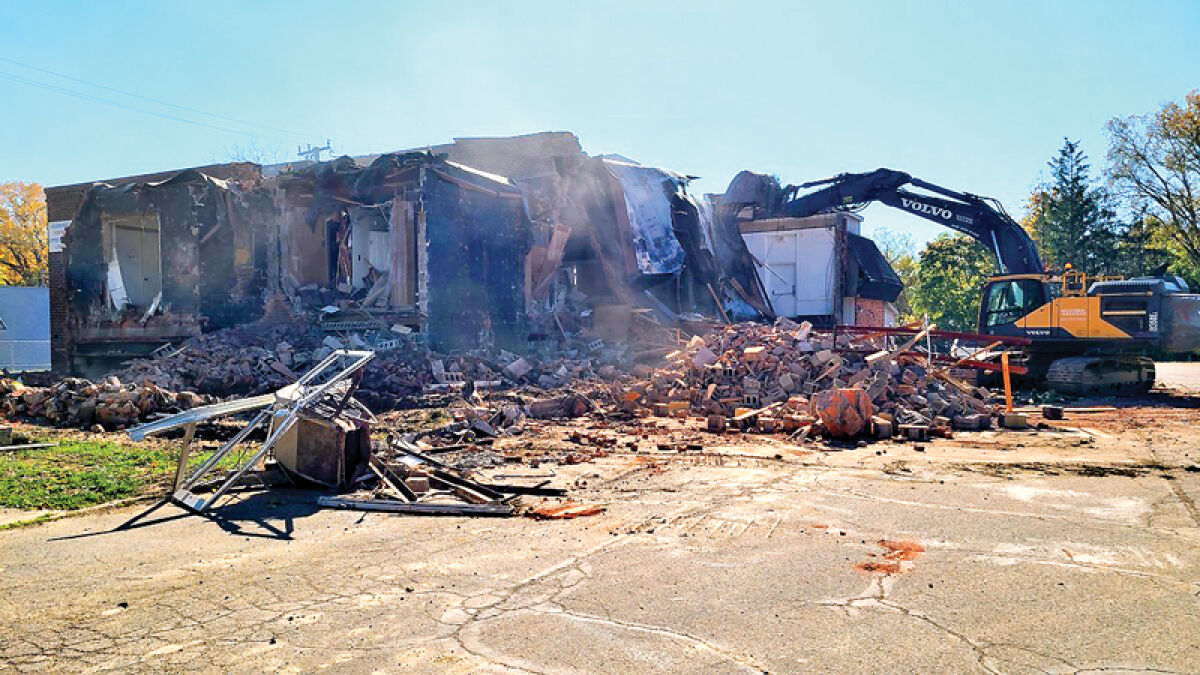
(317, 496, 513, 517)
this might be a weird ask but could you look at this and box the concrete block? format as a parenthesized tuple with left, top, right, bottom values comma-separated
(952, 414, 986, 430)
(999, 413, 1028, 429)
(1041, 405, 1064, 420)
(692, 346, 718, 368)
(872, 416, 894, 439)
(898, 424, 929, 441)
(505, 357, 532, 379)
(706, 414, 726, 433)
(757, 416, 780, 433)
(778, 373, 795, 392)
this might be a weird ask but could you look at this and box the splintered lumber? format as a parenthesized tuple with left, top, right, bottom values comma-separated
(864, 349, 892, 364)
(731, 401, 784, 422)
(931, 369, 975, 394)
(858, 324, 936, 367)
(932, 341, 1027, 376)
(935, 341, 1003, 373)
(369, 456, 416, 501)
(895, 324, 936, 356)
(705, 283, 731, 324)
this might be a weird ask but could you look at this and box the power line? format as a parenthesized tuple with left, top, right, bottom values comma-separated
(0, 69, 261, 137)
(0, 55, 305, 138)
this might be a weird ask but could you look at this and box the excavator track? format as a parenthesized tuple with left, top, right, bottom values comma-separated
(1044, 356, 1155, 396)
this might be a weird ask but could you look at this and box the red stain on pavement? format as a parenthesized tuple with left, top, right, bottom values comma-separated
(855, 539, 925, 574)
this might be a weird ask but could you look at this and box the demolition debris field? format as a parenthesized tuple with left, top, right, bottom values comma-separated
(1, 364, 1199, 671)
(1, 316, 1199, 672)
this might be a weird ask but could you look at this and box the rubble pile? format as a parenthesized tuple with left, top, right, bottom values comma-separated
(3, 311, 1008, 442)
(623, 319, 998, 439)
(112, 323, 323, 396)
(0, 377, 205, 430)
(108, 319, 635, 410)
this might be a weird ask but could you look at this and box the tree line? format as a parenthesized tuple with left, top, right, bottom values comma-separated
(882, 89, 1200, 330)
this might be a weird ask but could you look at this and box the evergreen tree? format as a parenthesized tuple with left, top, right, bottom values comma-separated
(1024, 139, 1123, 274)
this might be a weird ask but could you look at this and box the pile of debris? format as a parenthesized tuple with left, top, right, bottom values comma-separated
(0, 377, 205, 430)
(322, 434, 570, 517)
(622, 319, 1001, 440)
(106, 318, 638, 411)
(112, 323, 325, 396)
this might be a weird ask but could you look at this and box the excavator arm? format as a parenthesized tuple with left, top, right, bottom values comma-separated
(780, 168, 1043, 275)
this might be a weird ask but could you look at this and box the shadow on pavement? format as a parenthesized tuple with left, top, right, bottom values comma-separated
(48, 488, 327, 543)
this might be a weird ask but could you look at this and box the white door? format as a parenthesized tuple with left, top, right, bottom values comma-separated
(763, 232, 798, 316)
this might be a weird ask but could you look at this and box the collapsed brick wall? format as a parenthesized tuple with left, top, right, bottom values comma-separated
(44, 163, 268, 375)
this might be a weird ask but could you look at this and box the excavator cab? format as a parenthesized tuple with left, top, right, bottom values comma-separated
(978, 275, 1051, 332)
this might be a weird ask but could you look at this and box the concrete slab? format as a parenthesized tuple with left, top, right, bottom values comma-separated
(1, 398, 1198, 672)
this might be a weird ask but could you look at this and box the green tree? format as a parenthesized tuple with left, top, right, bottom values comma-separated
(1111, 208, 1175, 281)
(1023, 139, 1122, 274)
(871, 227, 919, 322)
(908, 234, 992, 331)
(1107, 90, 1200, 285)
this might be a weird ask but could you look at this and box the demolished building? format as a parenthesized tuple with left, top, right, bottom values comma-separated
(720, 171, 904, 327)
(44, 132, 900, 377)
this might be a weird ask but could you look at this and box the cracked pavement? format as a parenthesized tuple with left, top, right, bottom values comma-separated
(2, 383, 1200, 672)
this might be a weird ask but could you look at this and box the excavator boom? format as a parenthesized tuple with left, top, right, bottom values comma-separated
(781, 168, 1043, 275)
(765, 167, 1200, 395)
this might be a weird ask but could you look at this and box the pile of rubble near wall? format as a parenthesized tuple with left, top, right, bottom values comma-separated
(108, 322, 445, 402)
(0, 313, 644, 430)
(0, 377, 205, 431)
(1, 313, 1006, 440)
(105, 320, 632, 409)
(621, 319, 998, 440)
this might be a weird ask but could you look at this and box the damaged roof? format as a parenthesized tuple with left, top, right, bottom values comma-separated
(847, 232, 904, 303)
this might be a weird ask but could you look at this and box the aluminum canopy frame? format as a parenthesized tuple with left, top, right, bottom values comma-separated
(126, 349, 376, 513)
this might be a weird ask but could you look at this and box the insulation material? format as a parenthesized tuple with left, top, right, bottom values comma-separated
(105, 247, 128, 310)
(690, 192, 717, 254)
(603, 160, 686, 276)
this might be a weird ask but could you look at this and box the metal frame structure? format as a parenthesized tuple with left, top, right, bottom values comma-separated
(126, 349, 375, 513)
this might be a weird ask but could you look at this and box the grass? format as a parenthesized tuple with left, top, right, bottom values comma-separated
(0, 436, 240, 511)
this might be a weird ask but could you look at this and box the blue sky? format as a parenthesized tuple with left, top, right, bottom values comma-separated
(2, 1, 1197, 246)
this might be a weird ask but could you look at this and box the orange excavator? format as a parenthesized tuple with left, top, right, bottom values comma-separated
(741, 168, 1200, 394)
